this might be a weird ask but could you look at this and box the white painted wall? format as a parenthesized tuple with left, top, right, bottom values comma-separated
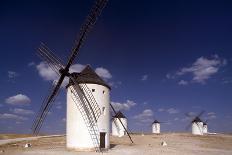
(112, 118, 127, 137)
(152, 123, 160, 134)
(192, 122, 203, 135)
(66, 83, 110, 150)
(203, 124, 208, 134)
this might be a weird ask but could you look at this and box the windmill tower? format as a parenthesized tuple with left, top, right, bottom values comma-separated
(152, 120, 160, 134)
(66, 65, 111, 150)
(191, 117, 203, 135)
(112, 111, 127, 137)
(185, 111, 205, 135)
(31, 0, 134, 152)
(202, 121, 208, 134)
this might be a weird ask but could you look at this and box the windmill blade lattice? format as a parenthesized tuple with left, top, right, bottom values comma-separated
(32, 0, 108, 136)
(65, 0, 108, 70)
(32, 81, 62, 135)
(37, 42, 64, 75)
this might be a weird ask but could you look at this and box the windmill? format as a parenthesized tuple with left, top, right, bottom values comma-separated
(152, 120, 161, 134)
(202, 119, 209, 134)
(152, 118, 166, 134)
(31, 0, 133, 152)
(185, 111, 205, 135)
(112, 111, 128, 137)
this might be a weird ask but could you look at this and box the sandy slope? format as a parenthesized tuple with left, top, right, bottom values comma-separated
(0, 133, 232, 155)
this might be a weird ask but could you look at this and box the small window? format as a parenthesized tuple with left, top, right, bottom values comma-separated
(103, 90, 105, 94)
(92, 89, 95, 92)
(102, 107, 106, 115)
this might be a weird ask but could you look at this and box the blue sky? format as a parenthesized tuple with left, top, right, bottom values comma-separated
(0, 0, 232, 134)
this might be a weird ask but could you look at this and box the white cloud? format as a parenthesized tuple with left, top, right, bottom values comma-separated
(177, 55, 226, 84)
(36, 62, 85, 82)
(158, 108, 165, 112)
(69, 64, 85, 73)
(166, 73, 175, 79)
(133, 109, 154, 123)
(158, 108, 179, 114)
(222, 78, 232, 84)
(16, 121, 22, 124)
(181, 117, 191, 122)
(178, 80, 188, 86)
(36, 62, 59, 81)
(0, 113, 28, 121)
(111, 100, 136, 111)
(5, 94, 31, 105)
(28, 62, 35, 67)
(207, 112, 216, 115)
(56, 105, 62, 109)
(206, 112, 217, 119)
(36, 62, 86, 87)
(208, 115, 216, 119)
(186, 112, 196, 117)
(10, 108, 34, 115)
(36, 62, 112, 85)
(141, 75, 148, 81)
(166, 108, 179, 114)
(109, 81, 122, 88)
(8, 71, 18, 79)
(95, 67, 112, 79)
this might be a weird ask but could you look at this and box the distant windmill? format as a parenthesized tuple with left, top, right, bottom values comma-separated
(152, 118, 166, 134)
(152, 120, 160, 134)
(112, 111, 128, 137)
(202, 120, 209, 134)
(185, 111, 205, 135)
(31, 0, 133, 152)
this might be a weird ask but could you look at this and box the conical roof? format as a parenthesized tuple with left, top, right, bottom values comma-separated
(67, 65, 111, 89)
(152, 120, 160, 124)
(192, 117, 202, 123)
(113, 111, 126, 118)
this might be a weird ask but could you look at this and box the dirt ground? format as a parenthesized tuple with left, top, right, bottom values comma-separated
(0, 133, 232, 155)
(0, 134, 33, 140)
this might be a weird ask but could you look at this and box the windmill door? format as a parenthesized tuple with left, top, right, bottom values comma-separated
(100, 132, 106, 148)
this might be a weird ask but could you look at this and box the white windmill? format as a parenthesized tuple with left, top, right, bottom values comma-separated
(191, 117, 204, 135)
(112, 111, 128, 137)
(31, 0, 134, 152)
(66, 65, 111, 150)
(202, 120, 208, 134)
(185, 111, 205, 135)
(152, 120, 160, 134)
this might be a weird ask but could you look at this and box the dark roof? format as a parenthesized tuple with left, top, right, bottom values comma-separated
(192, 117, 202, 123)
(113, 111, 126, 118)
(67, 65, 111, 89)
(152, 120, 160, 124)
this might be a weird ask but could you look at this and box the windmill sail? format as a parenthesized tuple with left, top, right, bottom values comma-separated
(65, 0, 108, 69)
(37, 42, 64, 75)
(32, 79, 63, 134)
(32, 0, 108, 137)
